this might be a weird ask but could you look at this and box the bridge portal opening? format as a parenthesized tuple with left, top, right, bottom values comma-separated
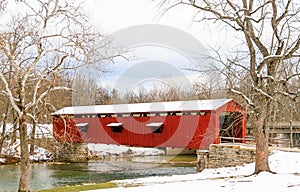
(219, 112, 244, 143)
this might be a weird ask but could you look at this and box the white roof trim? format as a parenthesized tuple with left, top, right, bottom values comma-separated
(146, 122, 164, 127)
(76, 123, 89, 127)
(53, 99, 233, 115)
(107, 123, 123, 127)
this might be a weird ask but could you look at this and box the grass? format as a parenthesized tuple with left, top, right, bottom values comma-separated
(162, 155, 197, 167)
(35, 182, 117, 192)
(168, 155, 197, 162)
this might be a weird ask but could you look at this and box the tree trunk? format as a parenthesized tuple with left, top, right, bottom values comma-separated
(11, 115, 18, 143)
(30, 121, 36, 155)
(18, 115, 31, 192)
(254, 109, 271, 174)
(0, 103, 10, 153)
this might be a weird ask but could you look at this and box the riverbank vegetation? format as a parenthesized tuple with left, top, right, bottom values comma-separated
(35, 182, 117, 192)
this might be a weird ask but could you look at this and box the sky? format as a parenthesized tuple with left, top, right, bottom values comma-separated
(84, 0, 197, 35)
(2, 0, 237, 97)
(82, 0, 236, 95)
(83, 0, 236, 43)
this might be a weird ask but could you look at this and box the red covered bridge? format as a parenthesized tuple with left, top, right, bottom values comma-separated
(52, 99, 246, 149)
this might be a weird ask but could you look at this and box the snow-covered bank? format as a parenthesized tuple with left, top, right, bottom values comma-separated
(86, 150, 300, 192)
(0, 139, 54, 164)
(88, 143, 164, 159)
(0, 140, 165, 164)
(0, 123, 53, 138)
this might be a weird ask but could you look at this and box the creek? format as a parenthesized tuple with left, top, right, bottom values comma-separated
(0, 155, 196, 191)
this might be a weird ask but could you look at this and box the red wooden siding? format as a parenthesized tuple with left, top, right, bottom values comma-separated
(53, 113, 217, 149)
(52, 99, 246, 149)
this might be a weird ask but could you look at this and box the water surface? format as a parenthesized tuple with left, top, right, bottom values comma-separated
(0, 156, 196, 191)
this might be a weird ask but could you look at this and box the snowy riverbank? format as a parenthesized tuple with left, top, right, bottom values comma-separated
(0, 140, 165, 164)
(86, 150, 300, 192)
(88, 143, 164, 159)
(0, 139, 54, 164)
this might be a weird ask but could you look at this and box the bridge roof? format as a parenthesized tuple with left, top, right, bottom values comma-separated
(53, 98, 234, 115)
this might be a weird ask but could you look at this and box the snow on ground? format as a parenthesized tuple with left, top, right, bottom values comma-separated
(29, 146, 54, 162)
(86, 150, 300, 192)
(0, 158, 5, 164)
(1, 139, 22, 159)
(30, 124, 53, 138)
(1, 138, 164, 164)
(88, 143, 165, 158)
(0, 123, 53, 138)
(0, 139, 54, 163)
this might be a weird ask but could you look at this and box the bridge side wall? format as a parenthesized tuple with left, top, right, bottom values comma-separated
(52, 100, 246, 149)
(52, 113, 219, 149)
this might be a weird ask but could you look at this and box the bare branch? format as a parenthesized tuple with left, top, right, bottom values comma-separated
(230, 88, 254, 106)
(0, 72, 21, 115)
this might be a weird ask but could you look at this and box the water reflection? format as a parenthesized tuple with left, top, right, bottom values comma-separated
(0, 157, 196, 192)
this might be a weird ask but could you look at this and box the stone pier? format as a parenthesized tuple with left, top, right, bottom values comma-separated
(196, 150, 209, 172)
(196, 144, 256, 172)
(55, 143, 89, 162)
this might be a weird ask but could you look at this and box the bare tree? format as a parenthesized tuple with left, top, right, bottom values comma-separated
(0, 0, 115, 191)
(121, 84, 199, 103)
(72, 75, 98, 106)
(160, 0, 300, 174)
